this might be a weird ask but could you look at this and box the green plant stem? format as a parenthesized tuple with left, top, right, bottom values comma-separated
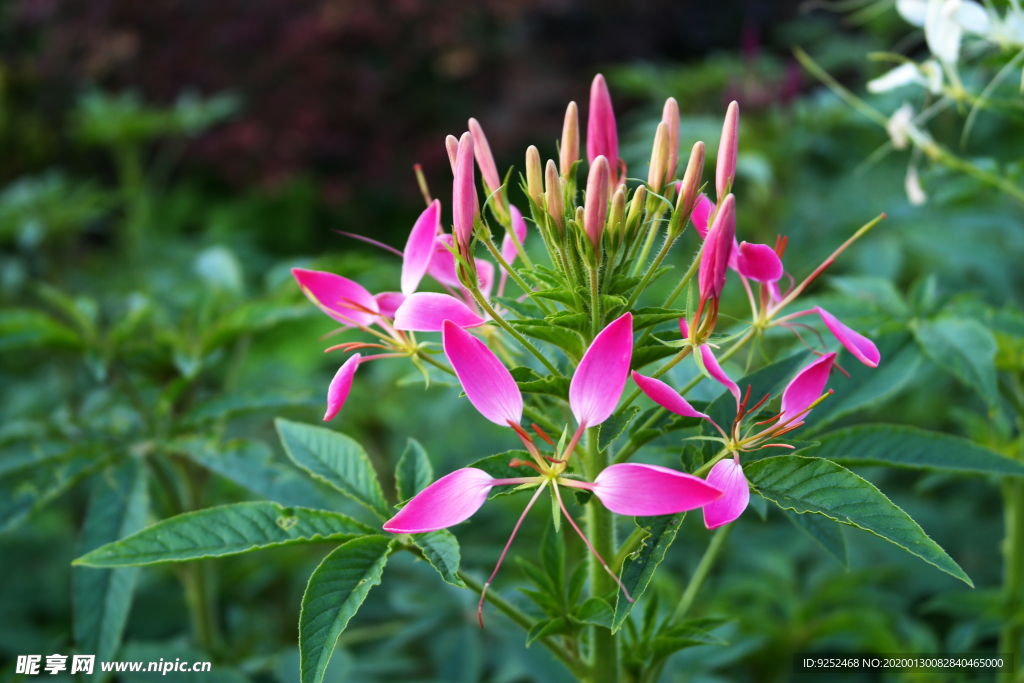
(458, 571, 585, 678)
(479, 232, 553, 314)
(590, 263, 601, 339)
(671, 524, 732, 624)
(623, 230, 680, 311)
(417, 351, 456, 376)
(468, 286, 561, 376)
(178, 562, 223, 655)
(631, 218, 661, 277)
(583, 427, 619, 683)
(999, 478, 1024, 683)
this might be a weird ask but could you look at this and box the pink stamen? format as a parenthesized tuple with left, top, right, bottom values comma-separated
(561, 423, 587, 462)
(333, 230, 405, 257)
(552, 483, 634, 603)
(478, 483, 548, 628)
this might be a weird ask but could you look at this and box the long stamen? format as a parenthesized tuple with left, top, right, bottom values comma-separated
(333, 230, 405, 257)
(323, 342, 390, 353)
(478, 482, 549, 628)
(551, 483, 634, 603)
(561, 422, 587, 462)
(531, 423, 557, 447)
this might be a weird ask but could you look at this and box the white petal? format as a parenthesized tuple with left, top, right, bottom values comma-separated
(867, 63, 925, 93)
(953, 0, 990, 34)
(921, 60, 945, 94)
(896, 0, 928, 26)
(926, 0, 963, 63)
(906, 165, 928, 205)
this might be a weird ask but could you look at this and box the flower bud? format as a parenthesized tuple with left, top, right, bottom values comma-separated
(560, 101, 579, 177)
(608, 186, 626, 236)
(716, 101, 739, 200)
(698, 193, 735, 303)
(526, 145, 543, 207)
(445, 135, 459, 174)
(469, 118, 508, 220)
(584, 155, 610, 251)
(453, 132, 477, 250)
(587, 74, 619, 186)
(544, 159, 564, 232)
(676, 141, 705, 219)
(647, 121, 670, 191)
(662, 97, 680, 182)
(575, 205, 585, 226)
(626, 185, 646, 233)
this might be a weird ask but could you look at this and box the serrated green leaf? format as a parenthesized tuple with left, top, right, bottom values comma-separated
(412, 529, 465, 587)
(631, 307, 687, 332)
(74, 502, 373, 566)
(575, 597, 614, 629)
(784, 509, 848, 567)
(542, 518, 565, 602)
(526, 617, 571, 647)
(299, 536, 391, 683)
(395, 438, 433, 502)
(276, 418, 389, 518)
(914, 316, 999, 407)
(534, 289, 577, 307)
(811, 424, 1024, 476)
(613, 514, 685, 631)
(746, 456, 971, 585)
(73, 460, 149, 667)
(511, 320, 584, 358)
(547, 311, 590, 333)
(599, 406, 641, 451)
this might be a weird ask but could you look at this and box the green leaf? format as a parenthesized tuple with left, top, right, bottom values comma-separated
(542, 518, 565, 602)
(74, 502, 374, 566)
(631, 307, 687, 332)
(188, 392, 318, 423)
(533, 288, 577, 307)
(632, 336, 681, 368)
(395, 438, 433, 503)
(649, 622, 728, 661)
(0, 308, 82, 351)
(412, 530, 466, 588)
(467, 451, 532, 498)
(829, 276, 910, 320)
(575, 597, 614, 629)
(276, 418, 389, 518)
(510, 367, 572, 399)
(491, 295, 543, 318)
(203, 301, 313, 353)
(784, 509, 848, 567)
(511, 320, 584, 358)
(526, 617, 571, 647)
(547, 311, 590, 334)
(73, 460, 149, 665)
(809, 424, 1024, 476)
(613, 514, 685, 631)
(599, 406, 641, 451)
(173, 437, 339, 509)
(746, 456, 971, 585)
(299, 536, 391, 683)
(914, 316, 999, 407)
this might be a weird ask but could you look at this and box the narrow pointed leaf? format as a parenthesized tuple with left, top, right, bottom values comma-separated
(413, 529, 466, 588)
(613, 513, 685, 631)
(74, 503, 373, 566)
(395, 438, 434, 502)
(299, 536, 392, 683)
(746, 456, 971, 585)
(784, 509, 848, 568)
(276, 418, 389, 519)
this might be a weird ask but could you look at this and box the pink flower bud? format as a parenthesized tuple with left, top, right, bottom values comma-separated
(445, 135, 459, 174)
(662, 97, 680, 182)
(453, 131, 476, 249)
(647, 121, 670, 191)
(526, 145, 543, 206)
(676, 141, 705, 219)
(716, 101, 739, 200)
(545, 159, 564, 232)
(587, 74, 619, 185)
(560, 101, 579, 177)
(698, 193, 736, 303)
(469, 118, 507, 218)
(584, 155, 610, 251)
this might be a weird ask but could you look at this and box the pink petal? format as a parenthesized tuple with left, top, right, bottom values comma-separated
(697, 194, 735, 302)
(768, 279, 783, 305)
(700, 345, 741, 406)
(292, 268, 380, 328)
(679, 316, 689, 338)
(779, 352, 836, 424)
(703, 459, 749, 529)
(815, 306, 880, 368)
(501, 205, 529, 265)
(443, 320, 523, 426)
(586, 74, 619, 171)
(476, 259, 495, 301)
(734, 241, 783, 283)
(453, 131, 476, 248)
(691, 195, 714, 239)
(570, 313, 633, 427)
(401, 199, 441, 295)
(383, 468, 494, 533)
(428, 234, 461, 288)
(373, 292, 406, 319)
(631, 371, 708, 419)
(469, 118, 502, 195)
(324, 354, 361, 421)
(592, 463, 723, 516)
(393, 292, 486, 331)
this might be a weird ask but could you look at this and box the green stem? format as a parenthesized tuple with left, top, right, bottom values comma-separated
(458, 570, 585, 678)
(999, 478, 1024, 683)
(634, 241, 703, 350)
(583, 428, 619, 683)
(479, 232, 553, 314)
(590, 263, 601, 339)
(468, 286, 562, 376)
(631, 217, 661, 277)
(670, 524, 732, 624)
(418, 350, 457, 376)
(178, 562, 223, 655)
(623, 230, 680, 311)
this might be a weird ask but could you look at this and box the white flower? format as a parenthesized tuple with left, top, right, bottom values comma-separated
(886, 102, 917, 150)
(868, 63, 925, 93)
(905, 164, 928, 205)
(896, 0, 992, 63)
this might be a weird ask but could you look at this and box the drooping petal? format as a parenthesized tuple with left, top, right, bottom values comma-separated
(373, 292, 406, 319)
(734, 242, 783, 283)
(292, 268, 380, 328)
(476, 259, 495, 301)
(569, 313, 633, 427)
(501, 205, 529, 265)
(443, 320, 523, 426)
(700, 345, 741, 406)
(592, 463, 723, 516)
(703, 458, 749, 529)
(428, 234, 461, 288)
(383, 468, 495, 533)
(697, 194, 735, 302)
(631, 371, 709, 419)
(690, 194, 714, 239)
(401, 199, 441, 295)
(393, 292, 486, 331)
(324, 354, 361, 421)
(815, 306, 880, 368)
(779, 352, 836, 424)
